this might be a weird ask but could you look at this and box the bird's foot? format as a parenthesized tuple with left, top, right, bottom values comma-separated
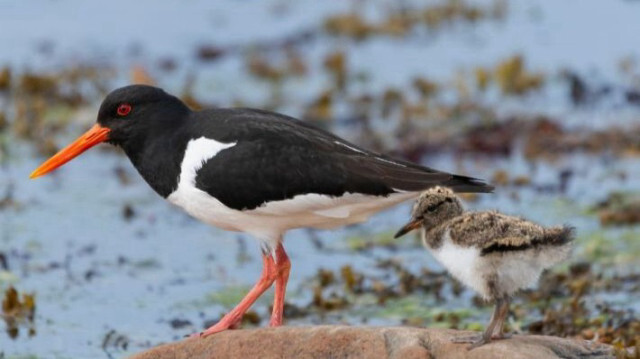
(452, 335, 492, 350)
(193, 315, 243, 338)
(269, 313, 283, 327)
(451, 333, 512, 350)
(192, 253, 279, 339)
(451, 334, 483, 344)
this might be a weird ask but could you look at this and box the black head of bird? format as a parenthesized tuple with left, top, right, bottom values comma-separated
(30, 85, 189, 178)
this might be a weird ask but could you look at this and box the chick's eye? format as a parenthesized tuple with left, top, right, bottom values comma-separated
(117, 103, 132, 116)
(427, 205, 438, 212)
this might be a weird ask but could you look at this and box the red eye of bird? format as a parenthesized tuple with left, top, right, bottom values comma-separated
(117, 103, 132, 116)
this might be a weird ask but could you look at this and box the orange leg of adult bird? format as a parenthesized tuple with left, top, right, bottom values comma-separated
(269, 243, 291, 327)
(200, 253, 277, 338)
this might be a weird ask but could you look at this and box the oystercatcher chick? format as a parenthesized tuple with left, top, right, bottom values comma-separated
(30, 85, 493, 337)
(395, 187, 574, 349)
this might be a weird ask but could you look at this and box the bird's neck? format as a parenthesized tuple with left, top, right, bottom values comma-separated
(121, 129, 189, 198)
(422, 225, 447, 249)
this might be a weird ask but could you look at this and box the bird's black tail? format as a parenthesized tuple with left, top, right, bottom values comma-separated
(443, 174, 494, 193)
(348, 151, 494, 194)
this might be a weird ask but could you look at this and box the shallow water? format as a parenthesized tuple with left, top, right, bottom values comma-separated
(1, 0, 640, 358)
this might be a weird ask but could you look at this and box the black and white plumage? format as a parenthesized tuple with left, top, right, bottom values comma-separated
(31, 85, 493, 336)
(97, 86, 492, 246)
(395, 187, 574, 349)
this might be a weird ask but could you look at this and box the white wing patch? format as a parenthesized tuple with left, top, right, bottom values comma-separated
(252, 191, 417, 219)
(375, 156, 406, 167)
(314, 207, 351, 218)
(333, 140, 407, 168)
(178, 137, 236, 186)
(334, 141, 366, 154)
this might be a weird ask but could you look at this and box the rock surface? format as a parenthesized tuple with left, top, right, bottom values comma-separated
(129, 326, 613, 359)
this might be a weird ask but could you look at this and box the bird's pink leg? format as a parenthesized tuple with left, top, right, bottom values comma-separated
(200, 253, 276, 338)
(269, 243, 291, 327)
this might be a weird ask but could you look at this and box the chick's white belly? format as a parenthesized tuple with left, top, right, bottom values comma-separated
(490, 252, 545, 294)
(430, 234, 487, 297)
(429, 230, 548, 299)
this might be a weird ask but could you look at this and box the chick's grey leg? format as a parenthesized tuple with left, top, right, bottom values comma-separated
(451, 300, 500, 346)
(453, 297, 511, 350)
(490, 296, 512, 340)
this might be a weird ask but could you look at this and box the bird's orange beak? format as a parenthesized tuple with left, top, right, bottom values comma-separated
(393, 218, 422, 238)
(30, 124, 110, 179)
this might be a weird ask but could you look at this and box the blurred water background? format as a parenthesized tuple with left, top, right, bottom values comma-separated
(1, 0, 639, 357)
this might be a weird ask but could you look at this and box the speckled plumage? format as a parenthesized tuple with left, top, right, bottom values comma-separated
(425, 210, 573, 257)
(396, 186, 575, 349)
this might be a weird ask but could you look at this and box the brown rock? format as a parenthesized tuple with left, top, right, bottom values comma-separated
(129, 326, 613, 359)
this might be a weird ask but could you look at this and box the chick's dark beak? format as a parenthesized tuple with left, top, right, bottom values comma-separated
(394, 218, 422, 238)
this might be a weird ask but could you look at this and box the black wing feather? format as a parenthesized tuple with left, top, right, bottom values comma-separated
(191, 108, 493, 210)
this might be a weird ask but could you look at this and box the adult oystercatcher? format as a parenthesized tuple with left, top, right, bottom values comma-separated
(31, 85, 493, 337)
